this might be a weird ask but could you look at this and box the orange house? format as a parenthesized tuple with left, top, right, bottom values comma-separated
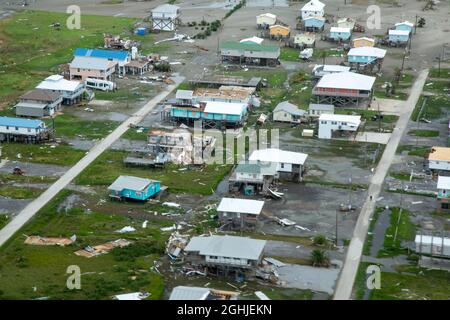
(269, 25, 291, 39)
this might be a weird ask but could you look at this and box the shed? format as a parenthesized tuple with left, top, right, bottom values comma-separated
(108, 175, 161, 201)
(273, 101, 306, 123)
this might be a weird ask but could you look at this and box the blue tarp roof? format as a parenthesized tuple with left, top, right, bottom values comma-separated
(0, 116, 44, 129)
(74, 48, 129, 61)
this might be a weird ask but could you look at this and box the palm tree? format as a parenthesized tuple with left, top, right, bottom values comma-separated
(310, 249, 330, 267)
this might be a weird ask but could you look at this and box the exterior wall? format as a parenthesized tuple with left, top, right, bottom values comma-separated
(348, 55, 377, 64)
(330, 31, 351, 41)
(153, 19, 176, 31)
(313, 87, 371, 98)
(304, 19, 324, 28)
(220, 48, 280, 60)
(236, 171, 263, 181)
(395, 24, 413, 32)
(170, 107, 246, 123)
(429, 160, 450, 171)
(269, 27, 290, 37)
(257, 16, 276, 26)
(205, 255, 251, 267)
(0, 124, 46, 136)
(301, 9, 324, 20)
(319, 120, 358, 139)
(389, 34, 409, 43)
(309, 108, 333, 117)
(111, 181, 161, 201)
(273, 110, 294, 122)
(70, 65, 116, 81)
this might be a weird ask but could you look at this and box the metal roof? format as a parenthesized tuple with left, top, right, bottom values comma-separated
(315, 72, 376, 91)
(303, 16, 326, 21)
(274, 101, 306, 116)
(152, 4, 180, 14)
(175, 89, 193, 100)
(313, 64, 351, 73)
(319, 114, 361, 126)
(70, 56, 116, 70)
(302, 0, 325, 11)
(389, 30, 410, 36)
(348, 46, 386, 58)
(20, 89, 62, 102)
(395, 21, 414, 27)
(249, 148, 308, 165)
(437, 176, 450, 190)
(240, 36, 264, 45)
(36, 75, 83, 92)
(185, 235, 266, 260)
(169, 286, 210, 300)
(235, 160, 278, 175)
(257, 13, 276, 19)
(217, 198, 264, 215)
(220, 41, 280, 53)
(309, 103, 334, 111)
(108, 175, 159, 192)
(0, 116, 45, 129)
(330, 27, 351, 33)
(428, 147, 450, 161)
(74, 48, 129, 61)
(14, 102, 47, 110)
(203, 101, 247, 116)
(353, 37, 375, 43)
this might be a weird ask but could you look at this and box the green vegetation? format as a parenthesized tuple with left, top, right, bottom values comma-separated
(263, 288, 313, 300)
(313, 235, 328, 246)
(371, 265, 450, 300)
(407, 129, 439, 137)
(1, 143, 85, 166)
(224, 0, 246, 19)
(390, 172, 422, 181)
(423, 80, 450, 94)
(354, 261, 374, 300)
(0, 10, 136, 104)
(50, 114, 119, 139)
(75, 150, 231, 195)
(0, 186, 42, 199)
(280, 47, 300, 62)
(0, 191, 167, 299)
(396, 145, 430, 157)
(0, 173, 58, 184)
(411, 95, 449, 121)
(222, 68, 288, 88)
(313, 48, 344, 60)
(429, 68, 450, 79)
(0, 214, 9, 230)
(122, 128, 148, 141)
(378, 208, 415, 258)
(93, 88, 143, 102)
(363, 207, 383, 255)
(310, 249, 330, 267)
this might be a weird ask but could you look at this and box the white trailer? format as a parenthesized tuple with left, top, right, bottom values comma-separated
(85, 78, 116, 92)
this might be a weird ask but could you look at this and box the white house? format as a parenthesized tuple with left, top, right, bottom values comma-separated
(437, 175, 450, 210)
(217, 198, 265, 229)
(256, 13, 277, 28)
(301, 0, 325, 20)
(415, 234, 450, 257)
(428, 147, 450, 172)
(318, 114, 361, 139)
(308, 103, 334, 117)
(273, 101, 307, 123)
(249, 148, 308, 181)
(0, 116, 48, 137)
(151, 4, 180, 31)
(36, 75, 85, 105)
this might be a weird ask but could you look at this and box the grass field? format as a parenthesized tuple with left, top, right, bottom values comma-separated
(377, 208, 415, 258)
(0, 215, 9, 230)
(411, 95, 449, 121)
(49, 114, 119, 140)
(75, 150, 231, 195)
(0, 10, 137, 105)
(429, 68, 450, 79)
(0, 186, 42, 199)
(0, 191, 166, 300)
(0, 143, 86, 166)
(407, 129, 439, 137)
(280, 47, 300, 62)
(396, 145, 431, 157)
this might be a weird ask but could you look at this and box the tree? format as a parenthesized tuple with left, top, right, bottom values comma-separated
(310, 249, 330, 267)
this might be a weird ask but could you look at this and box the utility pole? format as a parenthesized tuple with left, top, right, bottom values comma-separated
(414, 15, 418, 35)
(335, 210, 338, 246)
(378, 100, 381, 132)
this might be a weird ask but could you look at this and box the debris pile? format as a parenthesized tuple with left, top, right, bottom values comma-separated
(74, 239, 132, 258)
(24, 235, 76, 246)
(166, 232, 190, 260)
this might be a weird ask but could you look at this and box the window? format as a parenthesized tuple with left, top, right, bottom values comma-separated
(321, 121, 327, 124)
(332, 121, 337, 125)
(27, 128, 31, 133)
(281, 163, 285, 169)
(6, 126, 9, 130)
(15, 127, 18, 131)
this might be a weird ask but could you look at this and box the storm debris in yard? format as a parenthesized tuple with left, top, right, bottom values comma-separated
(74, 239, 132, 258)
(24, 235, 76, 246)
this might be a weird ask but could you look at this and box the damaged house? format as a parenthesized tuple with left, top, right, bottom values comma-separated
(147, 129, 215, 165)
(184, 235, 266, 279)
(228, 160, 278, 195)
(249, 148, 308, 182)
(169, 286, 239, 300)
(217, 197, 265, 230)
(220, 41, 280, 67)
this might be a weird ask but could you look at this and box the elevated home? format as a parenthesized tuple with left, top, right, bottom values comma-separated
(228, 160, 278, 195)
(69, 56, 118, 81)
(74, 48, 130, 76)
(169, 286, 238, 300)
(174, 90, 194, 106)
(337, 18, 355, 30)
(312, 71, 376, 106)
(193, 86, 256, 106)
(184, 235, 266, 278)
(347, 46, 386, 70)
(108, 175, 160, 201)
(249, 148, 308, 182)
(220, 41, 280, 67)
(437, 176, 450, 210)
(36, 75, 85, 105)
(308, 103, 334, 117)
(293, 33, 316, 48)
(428, 147, 450, 173)
(0, 116, 52, 143)
(329, 27, 352, 41)
(147, 129, 215, 165)
(415, 234, 450, 257)
(217, 198, 265, 230)
(256, 13, 277, 29)
(151, 4, 180, 31)
(273, 101, 307, 123)
(301, 0, 325, 20)
(15, 89, 62, 117)
(312, 64, 351, 78)
(125, 59, 151, 76)
(353, 37, 375, 48)
(169, 100, 248, 128)
(395, 21, 414, 33)
(318, 114, 361, 139)
(388, 30, 410, 45)
(303, 16, 325, 32)
(269, 25, 290, 40)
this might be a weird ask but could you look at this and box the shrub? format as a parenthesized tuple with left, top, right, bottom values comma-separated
(313, 235, 327, 246)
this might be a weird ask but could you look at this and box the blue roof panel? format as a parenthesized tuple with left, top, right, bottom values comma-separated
(74, 48, 129, 61)
(0, 116, 44, 129)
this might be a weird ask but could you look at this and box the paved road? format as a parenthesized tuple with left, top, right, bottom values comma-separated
(333, 69, 429, 300)
(0, 77, 183, 248)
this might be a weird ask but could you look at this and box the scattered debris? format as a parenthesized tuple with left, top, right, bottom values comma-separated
(74, 239, 132, 258)
(116, 226, 136, 233)
(255, 291, 271, 300)
(24, 235, 76, 246)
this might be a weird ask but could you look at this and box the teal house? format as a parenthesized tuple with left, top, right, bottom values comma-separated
(108, 175, 161, 201)
(329, 27, 351, 41)
(394, 21, 414, 33)
(388, 30, 410, 44)
(303, 16, 325, 31)
(347, 46, 387, 64)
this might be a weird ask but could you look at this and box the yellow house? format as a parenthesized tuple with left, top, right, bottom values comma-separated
(352, 37, 376, 48)
(269, 25, 291, 39)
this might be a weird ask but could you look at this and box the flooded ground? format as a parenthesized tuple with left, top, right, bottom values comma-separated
(0, 160, 69, 177)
